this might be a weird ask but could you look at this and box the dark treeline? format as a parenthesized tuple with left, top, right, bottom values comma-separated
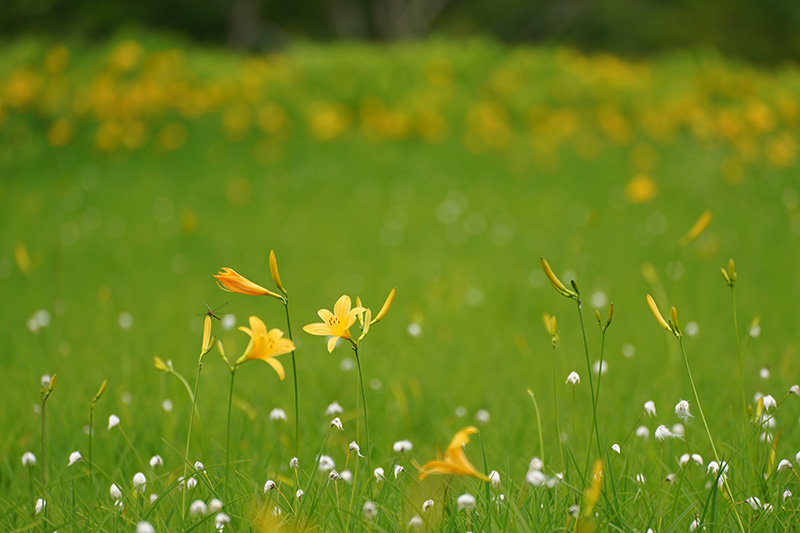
(3, 0, 799, 63)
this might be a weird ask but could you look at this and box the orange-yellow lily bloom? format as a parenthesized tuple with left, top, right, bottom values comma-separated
(214, 267, 283, 299)
(303, 295, 365, 353)
(238, 316, 295, 380)
(419, 426, 489, 481)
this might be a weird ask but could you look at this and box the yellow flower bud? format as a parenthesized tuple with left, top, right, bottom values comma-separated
(154, 357, 169, 372)
(92, 379, 107, 404)
(646, 294, 673, 335)
(269, 250, 287, 296)
(679, 210, 712, 247)
(540, 257, 576, 299)
(371, 287, 396, 325)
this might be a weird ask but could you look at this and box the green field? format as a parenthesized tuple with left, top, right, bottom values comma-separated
(2, 33, 800, 531)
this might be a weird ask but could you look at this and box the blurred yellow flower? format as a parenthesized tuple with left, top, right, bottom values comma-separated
(624, 174, 657, 204)
(47, 118, 73, 147)
(214, 267, 283, 299)
(238, 316, 294, 380)
(303, 295, 365, 352)
(419, 426, 489, 481)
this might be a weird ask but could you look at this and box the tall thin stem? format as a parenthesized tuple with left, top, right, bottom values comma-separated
(677, 337, 746, 533)
(551, 345, 565, 471)
(353, 344, 372, 478)
(225, 369, 236, 501)
(730, 287, 747, 426)
(41, 398, 46, 489)
(282, 300, 300, 458)
(182, 354, 204, 521)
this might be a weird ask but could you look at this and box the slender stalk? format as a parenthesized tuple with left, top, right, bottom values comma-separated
(730, 287, 747, 426)
(527, 391, 545, 464)
(41, 397, 47, 488)
(478, 431, 491, 530)
(225, 369, 236, 501)
(282, 300, 300, 458)
(88, 406, 94, 499)
(677, 337, 745, 533)
(353, 343, 372, 478)
(182, 354, 204, 521)
(551, 345, 565, 471)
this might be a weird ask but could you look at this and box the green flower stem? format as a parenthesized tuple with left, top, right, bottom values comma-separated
(551, 344, 565, 471)
(225, 368, 236, 501)
(181, 352, 204, 521)
(677, 336, 745, 533)
(527, 390, 545, 465)
(730, 287, 747, 426)
(282, 299, 300, 458)
(353, 343, 372, 479)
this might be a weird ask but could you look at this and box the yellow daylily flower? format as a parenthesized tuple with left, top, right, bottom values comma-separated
(214, 267, 283, 299)
(419, 426, 489, 481)
(303, 295, 366, 352)
(237, 316, 295, 380)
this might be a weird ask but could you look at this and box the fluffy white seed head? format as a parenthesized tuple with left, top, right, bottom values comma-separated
(529, 457, 544, 471)
(108, 414, 120, 430)
(526, 470, 546, 486)
(149, 493, 159, 504)
(592, 360, 608, 375)
(214, 512, 231, 528)
(784, 489, 792, 501)
(149, 455, 163, 468)
(422, 499, 434, 512)
(635, 425, 649, 441)
(636, 473, 646, 484)
(611, 443, 621, 454)
(190, 500, 208, 516)
(194, 461, 205, 471)
(489, 470, 501, 488)
(68, 451, 83, 467)
(746, 496, 762, 510)
(778, 459, 793, 471)
(133, 472, 147, 491)
(644, 401, 656, 417)
(790, 385, 800, 396)
(341, 470, 353, 484)
(691, 454, 703, 466)
(110, 483, 122, 500)
(674, 400, 692, 421)
(318, 455, 335, 473)
(393, 440, 413, 453)
(295, 489, 304, 499)
(763, 395, 777, 411)
(269, 408, 287, 421)
(21, 451, 36, 466)
(325, 401, 344, 416)
(290, 457, 299, 469)
(186, 477, 197, 490)
(331, 417, 343, 431)
(655, 425, 675, 441)
(474, 409, 490, 423)
(690, 517, 700, 531)
(394, 465, 405, 478)
(363, 501, 377, 520)
(456, 493, 476, 511)
(35, 498, 45, 514)
(264, 480, 277, 492)
(209, 498, 223, 513)
(566, 371, 580, 385)
(136, 522, 155, 533)
(374, 467, 385, 482)
(408, 515, 423, 529)
(329, 469, 340, 481)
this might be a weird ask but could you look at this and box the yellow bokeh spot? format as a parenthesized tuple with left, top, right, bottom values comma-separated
(181, 209, 197, 235)
(625, 174, 657, 204)
(308, 102, 351, 141)
(95, 121, 122, 152)
(223, 104, 253, 141)
(158, 122, 187, 151)
(766, 132, 798, 168)
(110, 41, 144, 72)
(47, 118, 74, 147)
(45, 45, 70, 75)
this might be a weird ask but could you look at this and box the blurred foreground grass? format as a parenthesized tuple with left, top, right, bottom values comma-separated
(2, 33, 800, 530)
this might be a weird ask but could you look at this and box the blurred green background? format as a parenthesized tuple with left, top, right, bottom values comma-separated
(2, 1, 800, 520)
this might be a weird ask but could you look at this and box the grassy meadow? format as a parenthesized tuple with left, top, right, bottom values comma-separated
(2, 33, 800, 531)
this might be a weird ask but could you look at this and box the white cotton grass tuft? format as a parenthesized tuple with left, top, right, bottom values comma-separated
(690, 517, 700, 531)
(474, 409, 490, 423)
(408, 515, 423, 529)
(35, 498, 46, 514)
(784, 489, 793, 501)
(340, 470, 353, 484)
(136, 522, 155, 533)
(215, 512, 231, 528)
(329, 469, 340, 481)
(295, 489, 304, 499)
(746, 496, 762, 510)
(489, 470, 501, 488)
(194, 461, 205, 471)
(68, 451, 83, 467)
(529, 457, 544, 471)
(394, 465, 405, 478)
(190, 500, 207, 516)
(635, 426, 650, 441)
(108, 414, 120, 430)
(349, 441, 364, 457)
(778, 459, 793, 472)
(674, 400, 692, 421)
(110, 483, 122, 500)
(655, 425, 677, 441)
(393, 440, 413, 453)
(790, 385, 800, 396)
(671, 423, 685, 437)
(162, 399, 173, 412)
(374, 467, 385, 482)
(635, 473, 646, 484)
(318, 455, 335, 473)
(611, 443, 621, 454)
(456, 493, 476, 511)
(150, 455, 163, 469)
(454, 405, 467, 417)
(526, 470, 546, 486)
(760, 367, 770, 379)
(762, 394, 777, 410)
(264, 480, 277, 492)
(363, 501, 377, 520)
(21, 451, 36, 466)
(592, 360, 608, 375)
(644, 400, 656, 417)
(325, 401, 343, 416)
(685, 321, 699, 337)
(209, 498, 223, 513)
(269, 408, 287, 421)
(133, 472, 146, 491)
(331, 417, 343, 431)
(149, 494, 159, 504)
(186, 477, 197, 490)
(290, 457, 299, 469)
(422, 499, 434, 512)
(566, 371, 580, 385)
